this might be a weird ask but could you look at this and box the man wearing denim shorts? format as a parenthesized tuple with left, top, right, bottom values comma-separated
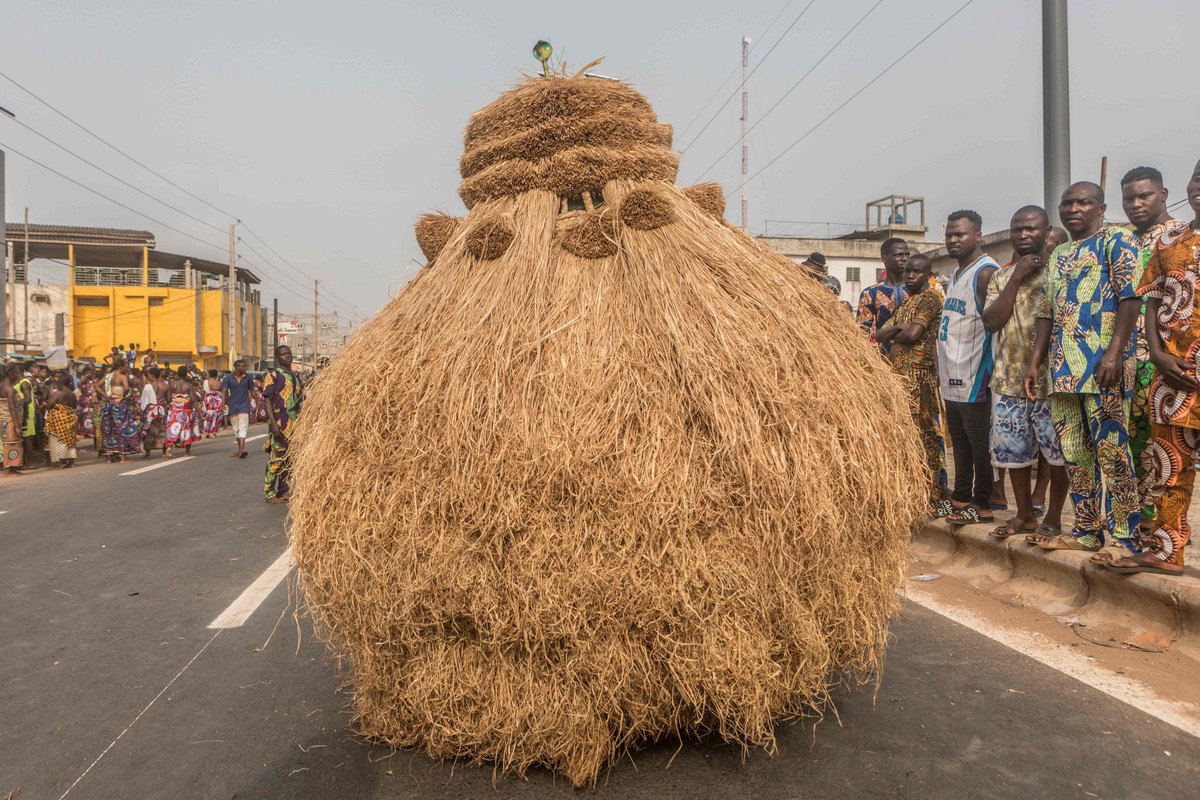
(982, 206, 1068, 539)
(221, 359, 254, 459)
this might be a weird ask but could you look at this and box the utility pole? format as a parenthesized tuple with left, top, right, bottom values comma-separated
(0, 146, 6, 347)
(740, 35, 750, 230)
(272, 297, 279, 369)
(228, 222, 238, 370)
(0, 104, 13, 348)
(312, 280, 319, 372)
(22, 207, 28, 353)
(1042, 0, 1070, 213)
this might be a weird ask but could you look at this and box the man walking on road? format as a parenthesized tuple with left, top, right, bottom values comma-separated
(1119, 166, 1188, 531)
(1110, 159, 1200, 577)
(1028, 182, 1143, 563)
(263, 345, 304, 504)
(222, 359, 254, 459)
(857, 237, 910, 353)
(983, 206, 1068, 541)
(938, 210, 999, 526)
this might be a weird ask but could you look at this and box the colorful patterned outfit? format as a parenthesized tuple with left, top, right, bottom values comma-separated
(76, 379, 95, 438)
(262, 368, 303, 500)
(46, 403, 78, 462)
(1041, 225, 1142, 550)
(140, 384, 166, 451)
(887, 289, 946, 504)
(986, 262, 1064, 468)
(164, 393, 201, 450)
(202, 390, 224, 436)
(1129, 218, 1188, 522)
(101, 386, 142, 457)
(1135, 223, 1200, 566)
(1, 398, 22, 469)
(857, 281, 907, 354)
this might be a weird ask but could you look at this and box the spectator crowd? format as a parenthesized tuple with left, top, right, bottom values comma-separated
(0, 342, 306, 504)
(854, 163, 1200, 579)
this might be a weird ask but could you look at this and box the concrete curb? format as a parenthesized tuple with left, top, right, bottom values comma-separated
(912, 519, 1200, 662)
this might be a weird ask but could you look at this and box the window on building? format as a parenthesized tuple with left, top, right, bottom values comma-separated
(846, 267, 861, 282)
(31, 293, 51, 304)
(149, 297, 165, 307)
(76, 296, 109, 307)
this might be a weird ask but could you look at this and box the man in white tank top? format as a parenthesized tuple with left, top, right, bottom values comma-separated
(937, 210, 998, 525)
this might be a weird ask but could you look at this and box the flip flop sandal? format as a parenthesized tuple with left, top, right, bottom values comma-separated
(989, 524, 1015, 539)
(1104, 554, 1184, 576)
(931, 499, 954, 518)
(1025, 523, 1062, 545)
(1089, 545, 1135, 565)
(1038, 533, 1100, 552)
(1032, 503, 1045, 516)
(947, 507, 993, 527)
(990, 502, 1009, 511)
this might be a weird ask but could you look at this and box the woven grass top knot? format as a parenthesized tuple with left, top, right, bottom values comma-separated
(458, 77, 679, 208)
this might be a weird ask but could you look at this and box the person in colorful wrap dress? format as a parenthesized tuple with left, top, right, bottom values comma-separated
(140, 366, 168, 457)
(101, 358, 142, 463)
(164, 365, 201, 457)
(1118, 166, 1188, 531)
(1111, 158, 1200, 577)
(263, 345, 304, 504)
(76, 367, 95, 440)
(202, 370, 225, 437)
(1, 362, 26, 475)
(46, 377, 78, 468)
(1027, 182, 1143, 564)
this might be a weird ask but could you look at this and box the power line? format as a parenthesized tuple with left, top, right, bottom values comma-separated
(0, 139, 230, 257)
(237, 226, 356, 312)
(1, 68, 361, 312)
(0, 68, 239, 222)
(695, 0, 886, 181)
(748, 0, 978, 185)
(675, 0, 798, 142)
(679, 0, 819, 154)
(1, 114, 227, 235)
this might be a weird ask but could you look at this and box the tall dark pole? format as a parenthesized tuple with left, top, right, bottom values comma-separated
(272, 297, 279, 368)
(1043, 0, 1071, 213)
(0, 148, 7, 346)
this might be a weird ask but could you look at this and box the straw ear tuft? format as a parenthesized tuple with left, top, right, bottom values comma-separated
(415, 213, 463, 264)
(683, 182, 727, 221)
(465, 216, 515, 260)
(618, 188, 675, 230)
(556, 208, 619, 258)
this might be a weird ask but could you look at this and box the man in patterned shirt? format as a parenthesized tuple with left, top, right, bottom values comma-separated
(1110, 159, 1200, 577)
(983, 206, 1067, 541)
(876, 253, 945, 508)
(1119, 166, 1188, 531)
(856, 237, 910, 353)
(1027, 182, 1143, 562)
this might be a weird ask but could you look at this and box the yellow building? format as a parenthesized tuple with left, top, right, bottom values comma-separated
(6, 224, 266, 369)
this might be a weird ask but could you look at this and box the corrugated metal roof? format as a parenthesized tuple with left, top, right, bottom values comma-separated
(4, 223, 155, 246)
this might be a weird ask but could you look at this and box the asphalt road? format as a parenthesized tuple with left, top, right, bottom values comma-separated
(2, 432, 1198, 799)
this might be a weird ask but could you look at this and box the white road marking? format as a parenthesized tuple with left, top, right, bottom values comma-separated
(120, 457, 194, 476)
(58, 629, 223, 799)
(245, 433, 267, 443)
(208, 547, 294, 629)
(907, 587, 1200, 740)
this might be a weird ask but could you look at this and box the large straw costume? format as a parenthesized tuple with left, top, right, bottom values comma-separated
(289, 68, 926, 786)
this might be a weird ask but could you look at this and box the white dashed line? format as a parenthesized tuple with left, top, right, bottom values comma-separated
(207, 547, 293, 629)
(244, 433, 268, 443)
(907, 587, 1200, 740)
(119, 457, 194, 476)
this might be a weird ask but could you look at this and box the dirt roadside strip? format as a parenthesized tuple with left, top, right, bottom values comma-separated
(912, 519, 1200, 663)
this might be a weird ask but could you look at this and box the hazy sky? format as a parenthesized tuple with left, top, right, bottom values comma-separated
(4, 0, 1198, 317)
